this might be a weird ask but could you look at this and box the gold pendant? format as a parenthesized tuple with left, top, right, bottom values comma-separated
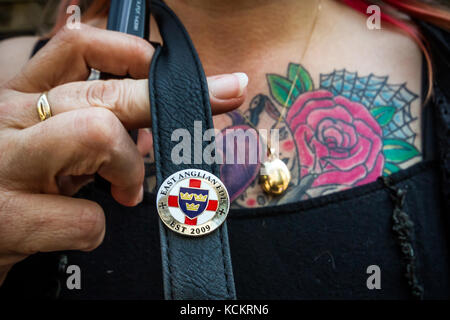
(260, 149, 291, 196)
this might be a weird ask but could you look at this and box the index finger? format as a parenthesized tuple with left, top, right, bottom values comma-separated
(6, 24, 154, 93)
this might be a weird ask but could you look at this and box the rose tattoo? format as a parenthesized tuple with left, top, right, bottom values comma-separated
(286, 89, 384, 188)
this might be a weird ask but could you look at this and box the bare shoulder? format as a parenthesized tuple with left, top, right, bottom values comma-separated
(0, 36, 39, 85)
(319, 0, 422, 83)
(315, 0, 423, 147)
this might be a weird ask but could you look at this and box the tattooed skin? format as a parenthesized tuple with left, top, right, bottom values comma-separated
(218, 63, 421, 208)
(145, 63, 421, 208)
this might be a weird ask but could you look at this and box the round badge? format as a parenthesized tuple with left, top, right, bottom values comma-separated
(156, 169, 230, 237)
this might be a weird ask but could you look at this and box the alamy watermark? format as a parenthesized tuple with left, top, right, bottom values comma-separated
(63, 263, 382, 291)
(65, 4, 382, 31)
(366, 265, 381, 290)
(170, 121, 280, 166)
(66, 5, 81, 30)
(367, 5, 381, 30)
(66, 264, 81, 290)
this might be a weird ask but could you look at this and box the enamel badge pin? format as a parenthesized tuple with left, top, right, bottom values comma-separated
(156, 169, 230, 236)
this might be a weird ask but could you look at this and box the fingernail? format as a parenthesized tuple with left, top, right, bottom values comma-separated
(233, 72, 249, 97)
(209, 72, 248, 99)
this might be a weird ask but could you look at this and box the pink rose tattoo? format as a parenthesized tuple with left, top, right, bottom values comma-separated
(286, 89, 385, 188)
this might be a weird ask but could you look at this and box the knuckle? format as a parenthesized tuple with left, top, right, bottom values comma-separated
(74, 107, 120, 150)
(129, 36, 154, 60)
(86, 79, 133, 126)
(75, 203, 105, 251)
(52, 24, 93, 58)
(54, 24, 83, 45)
(85, 80, 124, 111)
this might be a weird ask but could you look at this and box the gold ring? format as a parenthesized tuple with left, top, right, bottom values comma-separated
(36, 92, 52, 121)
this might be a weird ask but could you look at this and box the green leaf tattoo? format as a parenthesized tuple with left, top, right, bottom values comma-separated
(383, 139, 420, 164)
(383, 162, 401, 176)
(288, 63, 313, 93)
(370, 106, 396, 126)
(266, 74, 299, 107)
(267, 63, 313, 108)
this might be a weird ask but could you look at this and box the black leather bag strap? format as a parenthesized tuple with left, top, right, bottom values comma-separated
(148, 0, 236, 300)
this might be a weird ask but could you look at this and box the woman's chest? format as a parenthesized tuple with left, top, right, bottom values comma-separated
(198, 34, 424, 208)
(144, 6, 425, 209)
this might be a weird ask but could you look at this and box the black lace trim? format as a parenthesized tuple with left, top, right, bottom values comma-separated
(380, 176, 424, 300)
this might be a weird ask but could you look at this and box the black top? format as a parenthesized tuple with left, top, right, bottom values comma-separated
(1, 21, 449, 300)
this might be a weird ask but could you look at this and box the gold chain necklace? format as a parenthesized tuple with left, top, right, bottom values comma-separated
(237, 0, 322, 196)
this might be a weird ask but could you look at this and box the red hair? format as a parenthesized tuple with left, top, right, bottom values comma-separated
(51, 0, 449, 101)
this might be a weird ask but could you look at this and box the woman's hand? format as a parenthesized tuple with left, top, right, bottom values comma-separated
(0, 24, 247, 286)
